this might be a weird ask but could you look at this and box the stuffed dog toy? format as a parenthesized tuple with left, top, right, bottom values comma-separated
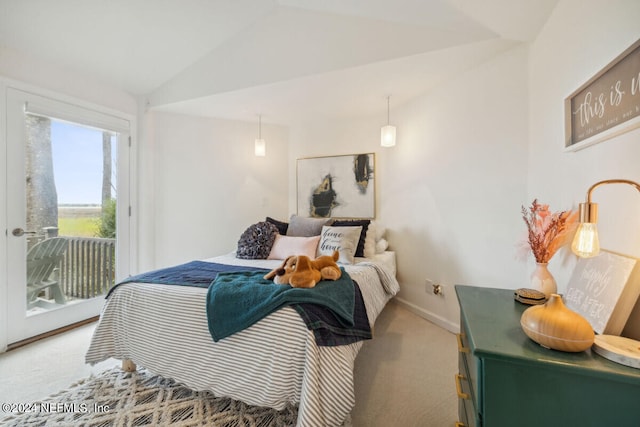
(264, 250, 341, 288)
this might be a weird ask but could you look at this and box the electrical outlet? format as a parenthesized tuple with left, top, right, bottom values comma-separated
(425, 279, 444, 296)
(425, 278, 434, 294)
(432, 283, 443, 296)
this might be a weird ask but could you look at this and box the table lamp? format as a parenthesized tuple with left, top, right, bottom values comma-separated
(571, 178, 640, 368)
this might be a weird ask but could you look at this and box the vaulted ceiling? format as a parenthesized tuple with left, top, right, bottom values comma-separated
(0, 0, 559, 125)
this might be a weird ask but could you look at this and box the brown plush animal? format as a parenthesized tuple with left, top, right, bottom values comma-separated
(264, 250, 342, 288)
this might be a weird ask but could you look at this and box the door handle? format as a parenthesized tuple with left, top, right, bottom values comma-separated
(12, 228, 37, 237)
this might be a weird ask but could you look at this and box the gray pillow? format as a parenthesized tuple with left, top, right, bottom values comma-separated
(236, 221, 279, 259)
(286, 214, 332, 237)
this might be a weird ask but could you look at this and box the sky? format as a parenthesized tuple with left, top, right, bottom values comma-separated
(50, 120, 116, 205)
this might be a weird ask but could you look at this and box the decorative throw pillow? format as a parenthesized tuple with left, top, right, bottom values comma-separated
(375, 222, 386, 241)
(376, 238, 389, 254)
(236, 221, 279, 259)
(331, 219, 370, 258)
(267, 234, 321, 260)
(317, 225, 363, 264)
(286, 214, 332, 237)
(363, 220, 389, 257)
(266, 216, 288, 235)
(364, 220, 377, 258)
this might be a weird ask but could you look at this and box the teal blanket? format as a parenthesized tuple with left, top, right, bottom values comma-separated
(207, 268, 355, 342)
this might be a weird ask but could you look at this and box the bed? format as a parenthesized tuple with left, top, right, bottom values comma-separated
(86, 216, 399, 427)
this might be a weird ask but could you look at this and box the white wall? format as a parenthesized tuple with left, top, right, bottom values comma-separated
(288, 0, 640, 332)
(529, 0, 640, 282)
(5, 0, 640, 336)
(528, 0, 640, 336)
(143, 112, 289, 267)
(0, 43, 290, 289)
(0, 46, 137, 115)
(290, 45, 530, 330)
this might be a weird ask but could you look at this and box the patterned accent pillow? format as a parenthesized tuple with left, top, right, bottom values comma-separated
(317, 225, 363, 264)
(331, 219, 370, 258)
(265, 216, 289, 235)
(236, 221, 279, 259)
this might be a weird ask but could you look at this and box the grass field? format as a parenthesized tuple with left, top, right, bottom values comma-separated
(58, 206, 101, 237)
(58, 217, 99, 237)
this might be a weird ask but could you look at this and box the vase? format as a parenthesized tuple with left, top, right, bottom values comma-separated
(520, 293, 595, 352)
(530, 262, 557, 298)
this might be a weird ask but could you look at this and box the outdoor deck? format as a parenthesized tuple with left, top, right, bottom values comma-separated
(27, 235, 115, 308)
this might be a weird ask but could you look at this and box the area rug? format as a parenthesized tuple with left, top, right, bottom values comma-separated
(0, 367, 317, 426)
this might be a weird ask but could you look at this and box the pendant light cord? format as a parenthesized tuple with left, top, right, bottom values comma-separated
(386, 96, 390, 125)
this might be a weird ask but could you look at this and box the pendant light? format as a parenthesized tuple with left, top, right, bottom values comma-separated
(381, 95, 396, 147)
(255, 114, 266, 157)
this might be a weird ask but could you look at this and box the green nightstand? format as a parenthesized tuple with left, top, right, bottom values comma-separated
(455, 285, 640, 427)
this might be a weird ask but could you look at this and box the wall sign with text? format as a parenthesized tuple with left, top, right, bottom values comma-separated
(564, 250, 640, 335)
(565, 38, 640, 151)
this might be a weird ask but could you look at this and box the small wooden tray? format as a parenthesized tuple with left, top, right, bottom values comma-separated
(592, 335, 640, 369)
(514, 288, 547, 305)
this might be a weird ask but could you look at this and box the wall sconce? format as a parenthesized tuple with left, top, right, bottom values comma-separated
(255, 114, 266, 157)
(572, 179, 640, 258)
(381, 95, 396, 147)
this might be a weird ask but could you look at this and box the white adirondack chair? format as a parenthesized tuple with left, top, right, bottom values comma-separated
(26, 237, 68, 308)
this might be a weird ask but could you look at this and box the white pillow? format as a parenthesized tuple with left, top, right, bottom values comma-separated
(268, 234, 320, 260)
(317, 225, 362, 264)
(376, 238, 389, 254)
(375, 222, 386, 241)
(364, 220, 377, 258)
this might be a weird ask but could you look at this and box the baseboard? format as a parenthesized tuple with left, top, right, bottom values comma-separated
(393, 297, 459, 333)
(6, 316, 99, 352)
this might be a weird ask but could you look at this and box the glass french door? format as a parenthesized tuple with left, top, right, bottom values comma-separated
(5, 88, 132, 345)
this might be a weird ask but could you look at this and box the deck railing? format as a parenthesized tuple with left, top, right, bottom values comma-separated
(58, 236, 116, 299)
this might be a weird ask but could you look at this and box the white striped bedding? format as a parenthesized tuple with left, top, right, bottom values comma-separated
(85, 252, 399, 427)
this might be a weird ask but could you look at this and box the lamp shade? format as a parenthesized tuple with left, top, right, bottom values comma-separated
(571, 201, 599, 258)
(255, 138, 266, 157)
(255, 114, 266, 156)
(381, 125, 396, 147)
(571, 222, 600, 258)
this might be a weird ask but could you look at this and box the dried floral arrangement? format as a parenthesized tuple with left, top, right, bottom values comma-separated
(520, 199, 577, 263)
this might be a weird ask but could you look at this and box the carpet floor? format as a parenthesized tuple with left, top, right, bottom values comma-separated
(0, 367, 305, 427)
(0, 301, 457, 426)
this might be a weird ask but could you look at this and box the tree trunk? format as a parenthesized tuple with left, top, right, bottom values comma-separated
(25, 115, 57, 239)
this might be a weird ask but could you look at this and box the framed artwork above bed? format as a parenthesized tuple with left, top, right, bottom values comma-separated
(296, 153, 375, 219)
